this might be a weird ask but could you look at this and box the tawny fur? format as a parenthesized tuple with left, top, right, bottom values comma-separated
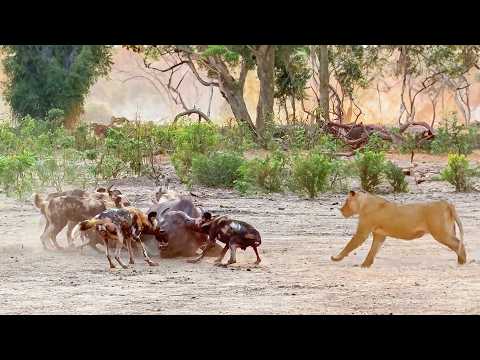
(331, 190, 466, 268)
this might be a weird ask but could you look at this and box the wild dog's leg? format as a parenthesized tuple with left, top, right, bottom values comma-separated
(114, 230, 129, 269)
(187, 242, 215, 263)
(331, 224, 371, 262)
(66, 221, 76, 248)
(224, 243, 238, 266)
(137, 240, 159, 266)
(40, 227, 52, 250)
(126, 236, 135, 265)
(252, 246, 261, 265)
(431, 230, 467, 264)
(361, 234, 386, 268)
(101, 233, 115, 269)
(49, 219, 68, 251)
(40, 216, 51, 250)
(213, 243, 230, 265)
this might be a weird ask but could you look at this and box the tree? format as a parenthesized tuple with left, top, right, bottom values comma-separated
(2, 45, 113, 127)
(318, 45, 330, 123)
(274, 47, 311, 123)
(391, 45, 480, 126)
(125, 45, 300, 142)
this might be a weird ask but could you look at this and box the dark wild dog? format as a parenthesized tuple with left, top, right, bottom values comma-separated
(185, 212, 262, 266)
(75, 207, 160, 269)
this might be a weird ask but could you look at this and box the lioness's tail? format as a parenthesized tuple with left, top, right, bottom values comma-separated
(449, 203, 464, 254)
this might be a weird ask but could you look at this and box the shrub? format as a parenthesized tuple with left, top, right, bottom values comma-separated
(291, 152, 333, 198)
(440, 153, 477, 192)
(430, 112, 477, 155)
(191, 151, 244, 188)
(354, 150, 386, 193)
(364, 133, 391, 153)
(219, 122, 256, 153)
(236, 150, 286, 193)
(171, 123, 220, 181)
(384, 161, 408, 193)
(329, 158, 354, 192)
(0, 150, 36, 199)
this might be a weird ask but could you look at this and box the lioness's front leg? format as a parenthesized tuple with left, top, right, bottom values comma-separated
(331, 224, 371, 262)
(361, 234, 385, 268)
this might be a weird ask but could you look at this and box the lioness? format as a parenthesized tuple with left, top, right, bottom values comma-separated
(331, 190, 466, 267)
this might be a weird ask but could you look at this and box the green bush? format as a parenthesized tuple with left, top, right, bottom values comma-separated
(171, 123, 220, 181)
(219, 122, 256, 153)
(236, 150, 286, 193)
(0, 150, 36, 199)
(430, 113, 477, 155)
(191, 151, 244, 188)
(291, 152, 333, 198)
(329, 158, 354, 192)
(440, 153, 477, 192)
(365, 133, 391, 153)
(354, 150, 386, 193)
(384, 161, 408, 193)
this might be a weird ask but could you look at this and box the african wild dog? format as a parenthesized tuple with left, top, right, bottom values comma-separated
(181, 212, 262, 266)
(75, 207, 160, 269)
(34, 188, 130, 250)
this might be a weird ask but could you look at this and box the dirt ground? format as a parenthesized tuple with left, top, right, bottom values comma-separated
(1, 153, 480, 315)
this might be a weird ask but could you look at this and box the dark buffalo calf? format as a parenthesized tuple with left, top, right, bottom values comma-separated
(187, 212, 262, 266)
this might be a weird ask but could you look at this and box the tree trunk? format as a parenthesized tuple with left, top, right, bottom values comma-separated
(291, 97, 297, 123)
(255, 45, 275, 137)
(219, 82, 257, 137)
(318, 45, 330, 123)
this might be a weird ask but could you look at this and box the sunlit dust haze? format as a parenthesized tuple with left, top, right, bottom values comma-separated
(1, 47, 480, 125)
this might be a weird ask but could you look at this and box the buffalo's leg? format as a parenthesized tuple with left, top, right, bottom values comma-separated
(214, 244, 230, 265)
(331, 226, 370, 262)
(252, 246, 261, 265)
(361, 234, 386, 268)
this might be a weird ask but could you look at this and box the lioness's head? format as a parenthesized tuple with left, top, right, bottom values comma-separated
(340, 190, 361, 218)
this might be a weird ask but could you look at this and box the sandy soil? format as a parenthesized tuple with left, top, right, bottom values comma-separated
(1, 155, 480, 315)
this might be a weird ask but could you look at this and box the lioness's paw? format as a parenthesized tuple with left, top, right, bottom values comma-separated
(360, 262, 372, 268)
(331, 255, 343, 262)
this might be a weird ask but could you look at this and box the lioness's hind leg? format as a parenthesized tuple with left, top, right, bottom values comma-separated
(361, 234, 386, 268)
(431, 231, 466, 265)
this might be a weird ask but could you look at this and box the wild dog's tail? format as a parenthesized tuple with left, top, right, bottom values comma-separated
(72, 218, 108, 247)
(78, 218, 108, 231)
(449, 203, 465, 255)
(33, 193, 47, 214)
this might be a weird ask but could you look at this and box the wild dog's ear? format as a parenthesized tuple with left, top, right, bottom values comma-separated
(148, 211, 158, 226)
(113, 195, 122, 207)
(96, 187, 107, 193)
(202, 212, 212, 221)
(349, 190, 356, 197)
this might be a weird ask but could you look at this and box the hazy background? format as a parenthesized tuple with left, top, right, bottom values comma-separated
(1, 47, 480, 125)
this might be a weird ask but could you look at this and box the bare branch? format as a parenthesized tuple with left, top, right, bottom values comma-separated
(173, 109, 212, 124)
